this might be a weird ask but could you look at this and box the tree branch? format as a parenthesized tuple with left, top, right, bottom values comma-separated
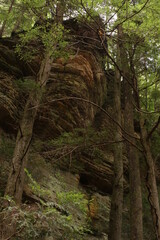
(104, 1, 126, 26)
(29, 96, 141, 142)
(111, 0, 150, 33)
(147, 116, 160, 140)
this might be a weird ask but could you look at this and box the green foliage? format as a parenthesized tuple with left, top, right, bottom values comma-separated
(0, 168, 91, 239)
(151, 88, 160, 101)
(12, 170, 91, 239)
(1, 0, 160, 238)
(16, 78, 41, 93)
(3, 194, 15, 204)
(37, 127, 111, 174)
(15, 23, 69, 62)
(57, 190, 88, 214)
(49, 129, 85, 146)
(22, 0, 46, 8)
(25, 169, 50, 199)
(48, 127, 110, 148)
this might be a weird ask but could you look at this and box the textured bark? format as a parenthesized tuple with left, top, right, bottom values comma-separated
(118, 26, 143, 240)
(132, 61, 160, 239)
(124, 70, 143, 240)
(108, 28, 123, 240)
(140, 116, 160, 239)
(4, 55, 52, 205)
(125, 78, 143, 240)
(4, 0, 64, 206)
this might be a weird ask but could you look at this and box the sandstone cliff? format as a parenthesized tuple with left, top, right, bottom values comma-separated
(0, 19, 114, 239)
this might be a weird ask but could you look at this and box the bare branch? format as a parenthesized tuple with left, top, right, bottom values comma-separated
(29, 96, 141, 142)
(139, 78, 160, 91)
(134, 102, 160, 114)
(104, 1, 126, 26)
(80, 0, 103, 29)
(147, 116, 160, 140)
(111, 0, 150, 33)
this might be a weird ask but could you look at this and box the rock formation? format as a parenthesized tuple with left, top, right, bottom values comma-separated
(0, 19, 114, 239)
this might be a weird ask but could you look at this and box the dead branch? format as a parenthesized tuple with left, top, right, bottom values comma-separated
(147, 116, 160, 140)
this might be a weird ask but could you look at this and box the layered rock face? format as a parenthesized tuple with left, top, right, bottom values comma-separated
(0, 19, 114, 239)
(0, 19, 107, 135)
(36, 51, 107, 138)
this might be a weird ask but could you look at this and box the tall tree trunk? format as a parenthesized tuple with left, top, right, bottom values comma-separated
(140, 116, 160, 239)
(118, 25, 143, 240)
(1, 3, 64, 237)
(4, 0, 64, 206)
(4, 55, 52, 205)
(124, 86, 143, 240)
(108, 27, 123, 240)
(134, 73, 160, 239)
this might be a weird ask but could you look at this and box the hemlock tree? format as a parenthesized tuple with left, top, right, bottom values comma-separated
(105, 0, 160, 239)
(132, 45, 160, 239)
(3, 0, 67, 206)
(116, 23, 143, 240)
(108, 25, 123, 240)
(102, 1, 143, 238)
(120, 1, 160, 238)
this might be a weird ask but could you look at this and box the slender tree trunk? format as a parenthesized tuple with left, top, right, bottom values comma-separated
(0, 0, 15, 37)
(4, 0, 64, 208)
(55, 0, 64, 23)
(124, 94, 143, 240)
(108, 28, 123, 240)
(140, 116, 160, 239)
(130, 56, 160, 239)
(118, 25, 143, 240)
(1, 3, 64, 237)
(133, 73, 160, 239)
(4, 54, 52, 205)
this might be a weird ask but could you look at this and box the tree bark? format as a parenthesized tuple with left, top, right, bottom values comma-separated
(108, 27, 123, 240)
(118, 25, 143, 240)
(4, 0, 64, 208)
(124, 75, 143, 240)
(4, 55, 52, 205)
(140, 116, 160, 239)
(131, 59, 160, 239)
